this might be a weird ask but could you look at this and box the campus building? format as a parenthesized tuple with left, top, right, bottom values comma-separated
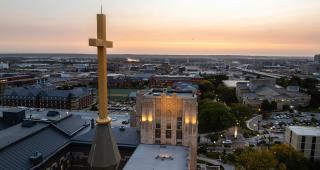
(133, 88, 198, 170)
(285, 126, 320, 160)
(0, 86, 93, 110)
(236, 79, 310, 110)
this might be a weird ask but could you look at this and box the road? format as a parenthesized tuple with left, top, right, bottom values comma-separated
(246, 114, 262, 131)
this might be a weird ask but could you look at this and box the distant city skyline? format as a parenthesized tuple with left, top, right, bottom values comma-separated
(0, 0, 319, 56)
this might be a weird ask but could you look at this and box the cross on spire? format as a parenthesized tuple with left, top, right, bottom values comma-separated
(89, 14, 113, 48)
(88, 13, 113, 124)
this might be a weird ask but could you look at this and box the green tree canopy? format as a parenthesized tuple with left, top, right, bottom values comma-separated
(261, 99, 272, 112)
(198, 100, 235, 133)
(199, 80, 214, 92)
(235, 147, 277, 170)
(216, 85, 238, 105)
(270, 144, 308, 170)
(230, 103, 255, 122)
(233, 145, 310, 170)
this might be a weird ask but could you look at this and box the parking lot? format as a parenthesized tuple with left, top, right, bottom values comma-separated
(264, 111, 320, 128)
(247, 111, 320, 146)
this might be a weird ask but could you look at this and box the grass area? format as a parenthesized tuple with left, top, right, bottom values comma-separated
(242, 126, 259, 138)
(108, 88, 139, 101)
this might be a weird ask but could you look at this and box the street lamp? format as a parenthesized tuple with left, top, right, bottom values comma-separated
(234, 126, 238, 139)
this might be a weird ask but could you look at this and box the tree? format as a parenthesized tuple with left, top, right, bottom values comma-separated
(201, 91, 216, 99)
(199, 80, 215, 99)
(301, 78, 318, 90)
(261, 99, 271, 112)
(216, 85, 237, 105)
(235, 147, 277, 170)
(202, 74, 228, 90)
(232, 145, 311, 170)
(198, 100, 235, 133)
(199, 80, 214, 92)
(261, 100, 277, 112)
(288, 76, 302, 86)
(230, 103, 255, 124)
(270, 144, 308, 170)
(234, 145, 308, 170)
(270, 101, 277, 111)
(276, 77, 289, 87)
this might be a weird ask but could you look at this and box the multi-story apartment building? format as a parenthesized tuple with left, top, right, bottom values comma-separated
(134, 88, 198, 170)
(285, 126, 320, 160)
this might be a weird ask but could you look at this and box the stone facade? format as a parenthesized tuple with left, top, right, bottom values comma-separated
(135, 89, 198, 170)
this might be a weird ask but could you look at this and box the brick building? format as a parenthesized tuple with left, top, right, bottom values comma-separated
(0, 86, 93, 110)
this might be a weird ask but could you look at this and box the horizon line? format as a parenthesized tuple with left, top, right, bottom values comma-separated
(0, 52, 315, 58)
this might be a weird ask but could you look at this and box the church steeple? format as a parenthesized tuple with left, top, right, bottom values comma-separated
(87, 10, 121, 170)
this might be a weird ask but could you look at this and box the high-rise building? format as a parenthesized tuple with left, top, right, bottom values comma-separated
(134, 88, 198, 170)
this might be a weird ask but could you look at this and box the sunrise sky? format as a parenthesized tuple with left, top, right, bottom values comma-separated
(0, 0, 319, 56)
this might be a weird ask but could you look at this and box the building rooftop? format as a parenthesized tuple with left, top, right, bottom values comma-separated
(0, 113, 140, 169)
(288, 126, 320, 136)
(0, 122, 49, 150)
(2, 86, 91, 98)
(223, 80, 248, 88)
(123, 144, 189, 170)
(72, 126, 140, 147)
(0, 127, 70, 170)
(54, 114, 89, 136)
(143, 88, 196, 98)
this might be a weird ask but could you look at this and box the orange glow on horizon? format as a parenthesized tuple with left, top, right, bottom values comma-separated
(0, 0, 319, 56)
